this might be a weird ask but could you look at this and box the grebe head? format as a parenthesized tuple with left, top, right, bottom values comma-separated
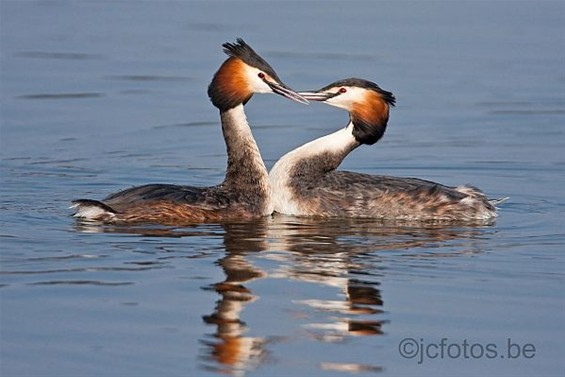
(299, 78, 396, 145)
(208, 38, 308, 111)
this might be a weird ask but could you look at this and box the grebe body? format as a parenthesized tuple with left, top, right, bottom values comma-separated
(72, 39, 307, 224)
(270, 78, 504, 222)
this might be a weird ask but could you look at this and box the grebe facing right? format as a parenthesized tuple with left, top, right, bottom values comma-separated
(269, 78, 506, 222)
(71, 39, 308, 224)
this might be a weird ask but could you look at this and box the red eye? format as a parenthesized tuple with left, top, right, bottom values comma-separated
(339, 87, 347, 94)
(258, 72, 265, 79)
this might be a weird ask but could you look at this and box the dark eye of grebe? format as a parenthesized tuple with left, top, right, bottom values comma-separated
(339, 87, 347, 94)
(258, 72, 265, 79)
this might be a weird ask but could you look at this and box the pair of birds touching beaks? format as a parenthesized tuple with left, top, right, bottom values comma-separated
(72, 38, 507, 225)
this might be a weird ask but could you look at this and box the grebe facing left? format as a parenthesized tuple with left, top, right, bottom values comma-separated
(72, 39, 308, 224)
(270, 78, 506, 222)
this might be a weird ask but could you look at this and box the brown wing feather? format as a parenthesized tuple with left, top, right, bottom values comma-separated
(291, 171, 495, 221)
(74, 183, 265, 224)
(108, 200, 252, 224)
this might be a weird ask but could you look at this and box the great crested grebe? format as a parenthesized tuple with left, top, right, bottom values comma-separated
(269, 78, 505, 222)
(71, 38, 308, 224)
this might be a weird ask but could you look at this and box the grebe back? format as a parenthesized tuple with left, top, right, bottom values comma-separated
(72, 39, 308, 224)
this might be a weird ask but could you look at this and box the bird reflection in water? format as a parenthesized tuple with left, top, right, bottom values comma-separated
(74, 216, 489, 375)
(266, 217, 389, 344)
(200, 220, 269, 375)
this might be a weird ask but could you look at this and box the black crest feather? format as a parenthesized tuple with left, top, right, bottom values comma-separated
(222, 38, 281, 81)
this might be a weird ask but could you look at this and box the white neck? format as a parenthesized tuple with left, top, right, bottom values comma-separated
(271, 121, 358, 174)
(269, 121, 358, 215)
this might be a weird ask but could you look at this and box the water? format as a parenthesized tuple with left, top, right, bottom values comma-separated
(1, 1, 564, 376)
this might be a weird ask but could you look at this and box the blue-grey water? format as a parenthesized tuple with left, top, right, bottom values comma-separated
(1, 1, 564, 376)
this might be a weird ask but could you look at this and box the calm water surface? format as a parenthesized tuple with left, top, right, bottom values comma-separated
(1, 1, 564, 376)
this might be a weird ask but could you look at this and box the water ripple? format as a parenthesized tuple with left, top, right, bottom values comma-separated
(17, 93, 104, 100)
(269, 50, 378, 61)
(15, 51, 102, 60)
(28, 280, 134, 286)
(105, 75, 193, 82)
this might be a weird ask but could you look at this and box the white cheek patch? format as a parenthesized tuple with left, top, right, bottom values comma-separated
(326, 87, 366, 110)
(245, 66, 272, 94)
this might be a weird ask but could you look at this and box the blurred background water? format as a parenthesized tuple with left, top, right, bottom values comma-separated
(1, 1, 564, 376)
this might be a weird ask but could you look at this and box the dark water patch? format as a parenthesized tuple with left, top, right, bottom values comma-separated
(22, 254, 107, 262)
(5, 162, 94, 179)
(1, 265, 166, 275)
(476, 100, 565, 115)
(118, 89, 155, 95)
(121, 301, 139, 306)
(147, 164, 216, 171)
(377, 163, 558, 173)
(105, 152, 153, 159)
(1, 158, 29, 165)
(269, 50, 378, 62)
(152, 121, 216, 129)
(490, 109, 565, 115)
(124, 260, 167, 266)
(9, 170, 91, 179)
(17, 93, 105, 100)
(28, 158, 89, 166)
(15, 51, 102, 60)
(106, 75, 193, 82)
(184, 21, 249, 32)
(476, 101, 534, 107)
(28, 280, 134, 286)
(251, 123, 298, 130)
(103, 150, 128, 155)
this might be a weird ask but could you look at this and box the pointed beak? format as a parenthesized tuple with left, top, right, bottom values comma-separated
(267, 81, 309, 104)
(297, 91, 336, 102)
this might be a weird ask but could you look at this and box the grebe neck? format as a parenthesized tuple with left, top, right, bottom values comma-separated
(269, 121, 358, 216)
(220, 104, 271, 200)
(272, 121, 359, 177)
